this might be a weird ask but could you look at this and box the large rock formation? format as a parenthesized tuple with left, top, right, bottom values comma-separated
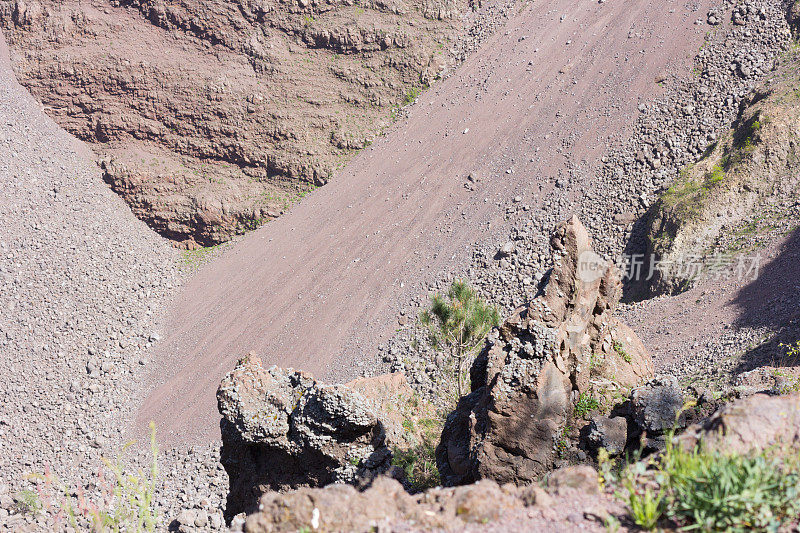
(437, 216, 653, 485)
(0, 0, 467, 246)
(678, 392, 800, 454)
(217, 354, 394, 518)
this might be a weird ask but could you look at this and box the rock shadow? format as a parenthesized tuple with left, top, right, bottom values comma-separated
(730, 227, 800, 373)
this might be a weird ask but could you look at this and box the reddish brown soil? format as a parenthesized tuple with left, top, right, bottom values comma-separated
(2, 0, 470, 246)
(623, 228, 800, 380)
(136, 0, 715, 445)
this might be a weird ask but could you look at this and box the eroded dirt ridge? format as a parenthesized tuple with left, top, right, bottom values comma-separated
(1, 0, 480, 246)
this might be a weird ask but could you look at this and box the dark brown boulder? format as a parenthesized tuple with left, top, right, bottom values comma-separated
(437, 216, 653, 485)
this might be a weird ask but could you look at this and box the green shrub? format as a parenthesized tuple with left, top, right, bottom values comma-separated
(705, 163, 725, 185)
(659, 442, 800, 531)
(420, 280, 500, 397)
(403, 85, 426, 105)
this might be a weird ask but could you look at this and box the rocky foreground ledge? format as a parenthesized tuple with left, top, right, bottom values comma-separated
(208, 217, 800, 532)
(228, 391, 800, 532)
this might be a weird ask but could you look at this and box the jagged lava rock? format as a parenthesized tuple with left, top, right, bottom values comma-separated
(217, 354, 392, 518)
(437, 216, 653, 486)
(631, 375, 686, 435)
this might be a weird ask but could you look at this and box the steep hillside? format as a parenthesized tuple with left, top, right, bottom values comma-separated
(0, 25, 184, 530)
(0, 0, 480, 246)
(643, 46, 800, 296)
(616, 39, 800, 387)
(134, 0, 737, 446)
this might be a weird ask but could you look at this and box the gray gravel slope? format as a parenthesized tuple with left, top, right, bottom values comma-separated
(0, 28, 181, 529)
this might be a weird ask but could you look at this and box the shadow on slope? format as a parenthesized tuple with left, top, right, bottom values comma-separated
(728, 227, 800, 372)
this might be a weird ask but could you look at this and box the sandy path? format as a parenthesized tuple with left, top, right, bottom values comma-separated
(136, 0, 713, 444)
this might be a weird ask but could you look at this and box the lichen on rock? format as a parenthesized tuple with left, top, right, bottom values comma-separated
(217, 354, 393, 518)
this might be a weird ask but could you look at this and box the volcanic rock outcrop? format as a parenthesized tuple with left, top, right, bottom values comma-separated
(0, 0, 467, 246)
(217, 354, 433, 518)
(217, 354, 395, 518)
(245, 392, 800, 533)
(437, 216, 653, 485)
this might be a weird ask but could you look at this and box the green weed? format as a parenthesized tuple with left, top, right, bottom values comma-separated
(612, 341, 631, 363)
(553, 425, 572, 458)
(589, 352, 605, 370)
(25, 422, 160, 532)
(13, 489, 42, 515)
(659, 441, 800, 531)
(779, 340, 800, 366)
(617, 429, 800, 532)
(573, 392, 600, 419)
(625, 480, 664, 531)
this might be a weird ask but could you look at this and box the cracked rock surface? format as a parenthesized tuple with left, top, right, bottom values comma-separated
(436, 217, 652, 486)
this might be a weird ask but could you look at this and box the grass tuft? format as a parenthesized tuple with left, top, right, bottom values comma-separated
(659, 442, 800, 531)
(573, 392, 600, 419)
(391, 417, 442, 492)
(23, 422, 160, 532)
(617, 432, 800, 531)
